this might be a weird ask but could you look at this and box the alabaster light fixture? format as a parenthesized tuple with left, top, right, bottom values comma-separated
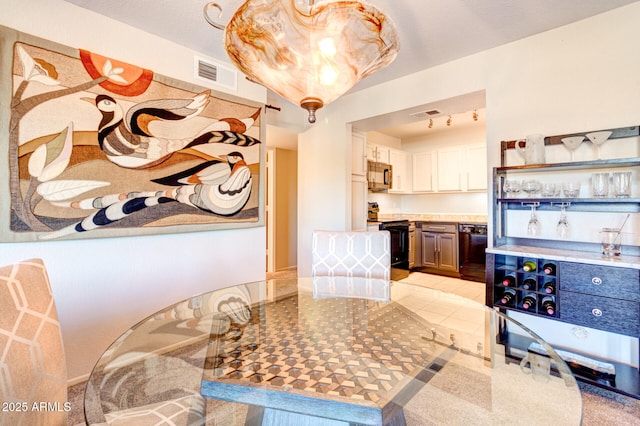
(223, 0, 400, 123)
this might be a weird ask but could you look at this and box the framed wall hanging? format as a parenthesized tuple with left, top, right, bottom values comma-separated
(0, 25, 264, 242)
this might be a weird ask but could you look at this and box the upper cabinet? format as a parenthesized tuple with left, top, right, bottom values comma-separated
(465, 144, 488, 191)
(413, 151, 436, 192)
(412, 144, 487, 193)
(389, 148, 411, 193)
(366, 144, 390, 163)
(352, 130, 367, 177)
(364, 139, 488, 194)
(437, 147, 463, 191)
(351, 131, 367, 231)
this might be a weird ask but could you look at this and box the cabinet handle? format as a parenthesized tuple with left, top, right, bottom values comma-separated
(591, 308, 603, 317)
(591, 277, 603, 285)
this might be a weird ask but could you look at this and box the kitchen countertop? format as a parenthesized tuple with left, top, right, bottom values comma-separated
(488, 244, 640, 269)
(374, 213, 488, 224)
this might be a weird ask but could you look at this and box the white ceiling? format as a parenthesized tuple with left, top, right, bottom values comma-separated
(65, 0, 638, 140)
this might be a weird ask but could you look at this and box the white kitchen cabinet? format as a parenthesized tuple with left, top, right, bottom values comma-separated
(412, 151, 435, 192)
(367, 143, 390, 163)
(352, 131, 367, 177)
(351, 174, 367, 231)
(464, 144, 488, 190)
(437, 147, 463, 191)
(413, 144, 487, 193)
(389, 148, 410, 193)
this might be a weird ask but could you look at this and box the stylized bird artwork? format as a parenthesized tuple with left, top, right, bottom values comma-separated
(40, 152, 255, 240)
(85, 91, 260, 168)
(151, 151, 254, 216)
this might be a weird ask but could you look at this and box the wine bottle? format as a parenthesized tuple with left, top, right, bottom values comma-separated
(541, 295, 556, 315)
(522, 260, 536, 272)
(542, 281, 556, 294)
(502, 274, 516, 286)
(499, 288, 516, 305)
(522, 293, 537, 310)
(521, 277, 536, 290)
(542, 263, 556, 275)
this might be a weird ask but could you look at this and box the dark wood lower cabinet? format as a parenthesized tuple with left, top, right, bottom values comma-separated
(416, 222, 459, 277)
(487, 252, 640, 399)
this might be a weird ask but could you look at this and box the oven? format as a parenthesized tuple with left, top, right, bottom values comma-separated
(379, 220, 410, 280)
(458, 223, 488, 282)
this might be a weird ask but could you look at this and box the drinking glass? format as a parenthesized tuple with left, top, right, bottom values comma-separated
(503, 179, 521, 197)
(612, 171, 632, 198)
(601, 228, 622, 256)
(562, 182, 581, 198)
(556, 206, 569, 239)
(522, 180, 541, 197)
(540, 183, 559, 198)
(527, 204, 540, 236)
(591, 173, 609, 197)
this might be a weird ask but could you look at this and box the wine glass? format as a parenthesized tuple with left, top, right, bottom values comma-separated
(586, 131, 612, 160)
(556, 205, 569, 239)
(560, 136, 585, 162)
(527, 204, 540, 236)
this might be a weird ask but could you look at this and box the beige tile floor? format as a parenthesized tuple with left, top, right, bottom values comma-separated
(396, 272, 488, 352)
(400, 271, 486, 304)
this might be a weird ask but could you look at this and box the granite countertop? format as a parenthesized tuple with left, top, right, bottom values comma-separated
(375, 213, 488, 224)
(488, 244, 640, 269)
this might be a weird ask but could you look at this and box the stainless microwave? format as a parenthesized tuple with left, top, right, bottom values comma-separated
(367, 161, 392, 192)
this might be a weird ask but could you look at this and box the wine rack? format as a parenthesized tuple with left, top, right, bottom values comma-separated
(491, 255, 558, 318)
(487, 251, 640, 399)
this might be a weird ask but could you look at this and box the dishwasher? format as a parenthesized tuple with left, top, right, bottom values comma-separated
(458, 223, 488, 282)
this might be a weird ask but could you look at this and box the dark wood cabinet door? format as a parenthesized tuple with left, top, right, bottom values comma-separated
(439, 233, 459, 272)
(421, 232, 437, 267)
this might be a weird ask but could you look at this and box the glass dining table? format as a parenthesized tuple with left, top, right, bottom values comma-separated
(84, 276, 583, 425)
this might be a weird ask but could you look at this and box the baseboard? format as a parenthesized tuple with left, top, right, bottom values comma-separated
(68, 373, 90, 386)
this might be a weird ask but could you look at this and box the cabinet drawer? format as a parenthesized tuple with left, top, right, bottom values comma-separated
(559, 262, 640, 301)
(421, 223, 457, 233)
(559, 291, 639, 337)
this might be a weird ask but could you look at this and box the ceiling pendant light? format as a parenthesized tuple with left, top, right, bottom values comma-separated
(223, 0, 400, 123)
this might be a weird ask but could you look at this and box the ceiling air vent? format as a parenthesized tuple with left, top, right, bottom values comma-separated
(409, 109, 441, 118)
(194, 56, 237, 91)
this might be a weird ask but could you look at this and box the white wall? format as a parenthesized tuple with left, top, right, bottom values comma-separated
(298, 4, 640, 364)
(0, 0, 268, 381)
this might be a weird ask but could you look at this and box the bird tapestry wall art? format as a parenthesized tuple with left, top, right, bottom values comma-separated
(0, 25, 263, 242)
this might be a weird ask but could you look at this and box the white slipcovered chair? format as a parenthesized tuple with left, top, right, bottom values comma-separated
(311, 230, 391, 279)
(0, 259, 206, 426)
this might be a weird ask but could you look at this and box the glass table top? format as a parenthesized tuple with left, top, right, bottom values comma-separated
(84, 277, 582, 425)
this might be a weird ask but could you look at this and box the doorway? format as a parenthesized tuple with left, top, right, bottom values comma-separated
(265, 132, 299, 276)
